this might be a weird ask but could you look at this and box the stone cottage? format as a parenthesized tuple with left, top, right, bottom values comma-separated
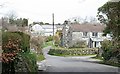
(62, 23, 112, 48)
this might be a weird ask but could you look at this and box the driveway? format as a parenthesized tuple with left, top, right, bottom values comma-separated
(41, 46, 119, 72)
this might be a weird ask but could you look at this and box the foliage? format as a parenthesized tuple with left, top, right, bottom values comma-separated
(9, 18, 28, 26)
(45, 36, 53, 42)
(1, 32, 38, 73)
(19, 52, 38, 72)
(30, 36, 44, 54)
(54, 35, 60, 46)
(101, 39, 119, 66)
(48, 48, 98, 56)
(97, 1, 120, 40)
(36, 54, 45, 61)
(2, 32, 22, 63)
(43, 41, 54, 47)
(97, 1, 120, 66)
(15, 32, 30, 52)
(72, 40, 87, 48)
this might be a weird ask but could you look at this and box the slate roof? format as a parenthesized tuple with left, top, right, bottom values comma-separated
(70, 23, 105, 32)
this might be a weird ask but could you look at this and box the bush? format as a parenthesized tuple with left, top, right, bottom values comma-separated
(54, 35, 60, 46)
(45, 36, 53, 42)
(30, 36, 44, 54)
(2, 31, 38, 73)
(2, 31, 30, 53)
(18, 52, 38, 72)
(72, 40, 87, 48)
(101, 40, 113, 61)
(48, 48, 98, 56)
(101, 40, 120, 67)
(15, 32, 30, 52)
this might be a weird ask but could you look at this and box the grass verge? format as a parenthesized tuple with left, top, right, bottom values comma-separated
(91, 56, 119, 67)
(36, 54, 45, 61)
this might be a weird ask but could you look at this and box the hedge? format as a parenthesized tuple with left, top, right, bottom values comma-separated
(2, 31, 38, 73)
(48, 48, 98, 56)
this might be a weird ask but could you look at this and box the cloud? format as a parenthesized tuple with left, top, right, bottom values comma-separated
(0, 0, 109, 24)
(109, 0, 120, 2)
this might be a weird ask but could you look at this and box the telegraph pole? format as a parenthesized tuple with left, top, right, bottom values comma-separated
(52, 13, 54, 45)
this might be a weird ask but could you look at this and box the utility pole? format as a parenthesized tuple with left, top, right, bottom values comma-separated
(52, 13, 54, 45)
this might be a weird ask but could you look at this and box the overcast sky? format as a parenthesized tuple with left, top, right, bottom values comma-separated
(0, 0, 109, 24)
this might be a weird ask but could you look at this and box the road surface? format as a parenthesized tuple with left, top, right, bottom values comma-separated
(41, 46, 119, 73)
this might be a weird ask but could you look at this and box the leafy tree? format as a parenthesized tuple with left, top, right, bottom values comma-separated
(39, 22, 44, 25)
(97, 1, 120, 66)
(97, 1, 120, 41)
(45, 23, 49, 25)
(6, 10, 17, 24)
(22, 18, 28, 26)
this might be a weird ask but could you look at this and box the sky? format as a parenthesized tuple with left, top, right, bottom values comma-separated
(0, 0, 109, 24)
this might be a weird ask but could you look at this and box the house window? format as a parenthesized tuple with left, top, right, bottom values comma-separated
(83, 32, 87, 37)
(92, 32, 98, 37)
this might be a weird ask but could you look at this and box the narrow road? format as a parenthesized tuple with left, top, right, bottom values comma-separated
(42, 46, 119, 73)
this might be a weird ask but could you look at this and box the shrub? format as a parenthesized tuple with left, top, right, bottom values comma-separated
(30, 36, 44, 54)
(15, 32, 30, 52)
(18, 52, 38, 72)
(2, 31, 38, 73)
(72, 40, 87, 48)
(48, 48, 98, 56)
(101, 39, 120, 67)
(54, 35, 60, 46)
(45, 36, 53, 42)
(101, 40, 113, 61)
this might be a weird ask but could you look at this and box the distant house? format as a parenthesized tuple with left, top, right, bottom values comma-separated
(41, 25, 57, 36)
(31, 24, 44, 37)
(62, 23, 112, 48)
(55, 24, 63, 31)
(31, 24, 57, 36)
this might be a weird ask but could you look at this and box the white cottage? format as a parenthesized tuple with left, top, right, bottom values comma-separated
(63, 23, 112, 48)
(31, 24, 44, 36)
(41, 25, 57, 36)
(31, 24, 57, 36)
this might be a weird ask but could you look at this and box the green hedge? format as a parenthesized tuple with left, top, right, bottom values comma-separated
(14, 31, 30, 52)
(2, 31, 38, 73)
(2, 31, 30, 52)
(48, 48, 98, 56)
(19, 52, 38, 72)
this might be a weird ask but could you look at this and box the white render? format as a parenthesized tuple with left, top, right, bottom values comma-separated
(70, 31, 112, 48)
(31, 24, 57, 36)
(62, 24, 112, 48)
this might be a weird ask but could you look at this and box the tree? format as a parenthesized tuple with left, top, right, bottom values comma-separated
(6, 10, 17, 24)
(39, 22, 44, 25)
(97, 1, 120, 66)
(22, 18, 28, 26)
(97, 1, 120, 40)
